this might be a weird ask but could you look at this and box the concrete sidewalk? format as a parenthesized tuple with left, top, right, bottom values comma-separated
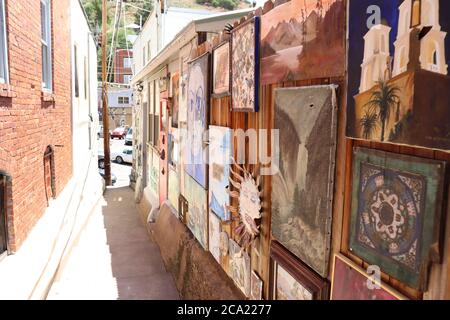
(47, 186, 179, 300)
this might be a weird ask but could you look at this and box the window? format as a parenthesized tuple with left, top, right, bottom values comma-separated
(147, 40, 151, 61)
(74, 45, 79, 97)
(41, 0, 52, 90)
(118, 96, 130, 104)
(123, 75, 132, 84)
(0, 0, 9, 84)
(123, 57, 132, 68)
(142, 45, 146, 66)
(411, 0, 421, 27)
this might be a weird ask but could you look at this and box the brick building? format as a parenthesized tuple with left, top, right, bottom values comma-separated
(113, 48, 133, 84)
(0, 0, 72, 253)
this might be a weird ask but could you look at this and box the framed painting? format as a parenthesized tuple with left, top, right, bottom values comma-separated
(229, 238, 251, 297)
(208, 125, 232, 221)
(212, 41, 230, 97)
(349, 147, 446, 290)
(271, 85, 338, 277)
(185, 53, 209, 189)
(331, 254, 407, 300)
(184, 173, 208, 250)
(260, 0, 345, 85)
(171, 73, 180, 128)
(346, 0, 450, 151)
(231, 16, 260, 112)
(209, 209, 221, 264)
(270, 241, 329, 300)
(250, 271, 263, 300)
(178, 194, 188, 224)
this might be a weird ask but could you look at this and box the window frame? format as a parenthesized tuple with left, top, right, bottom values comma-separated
(123, 57, 132, 69)
(41, 0, 53, 91)
(0, 0, 9, 84)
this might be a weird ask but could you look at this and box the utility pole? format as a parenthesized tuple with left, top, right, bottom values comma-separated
(102, 0, 112, 186)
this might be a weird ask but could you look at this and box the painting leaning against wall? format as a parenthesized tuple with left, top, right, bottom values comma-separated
(346, 0, 450, 151)
(349, 147, 446, 290)
(209, 210, 221, 264)
(271, 85, 338, 277)
(231, 16, 260, 112)
(260, 0, 345, 85)
(186, 53, 209, 189)
(229, 239, 251, 297)
(184, 173, 208, 250)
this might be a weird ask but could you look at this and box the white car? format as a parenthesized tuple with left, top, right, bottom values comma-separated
(112, 148, 133, 164)
(125, 128, 133, 146)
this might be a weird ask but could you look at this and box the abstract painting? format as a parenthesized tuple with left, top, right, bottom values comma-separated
(260, 0, 345, 85)
(171, 73, 180, 128)
(349, 147, 446, 289)
(184, 173, 208, 250)
(212, 42, 230, 97)
(229, 239, 251, 297)
(186, 53, 209, 188)
(250, 271, 263, 300)
(347, 0, 450, 151)
(271, 86, 338, 277)
(208, 126, 232, 221)
(209, 210, 221, 264)
(270, 241, 329, 300)
(231, 16, 260, 112)
(331, 254, 406, 300)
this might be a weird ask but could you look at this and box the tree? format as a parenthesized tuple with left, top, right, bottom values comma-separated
(359, 110, 378, 140)
(364, 80, 400, 141)
(82, 0, 102, 30)
(134, 0, 154, 26)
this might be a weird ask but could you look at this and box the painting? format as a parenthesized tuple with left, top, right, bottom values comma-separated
(208, 126, 232, 221)
(231, 16, 260, 112)
(260, 0, 345, 85)
(347, 0, 450, 151)
(228, 160, 262, 248)
(171, 73, 180, 128)
(331, 254, 407, 300)
(271, 86, 338, 277)
(184, 173, 208, 250)
(229, 239, 251, 297)
(220, 231, 229, 257)
(209, 210, 221, 264)
(185, 53, 209, 188)
(270, 241, 329, 300)
(349, 147, 446, 289)
(250, 271, 263, 300)
(212, 42, 230, 97)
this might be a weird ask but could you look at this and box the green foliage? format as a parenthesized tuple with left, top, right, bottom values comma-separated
(134, 1, 154, 26)
(196, 0, 239, 10)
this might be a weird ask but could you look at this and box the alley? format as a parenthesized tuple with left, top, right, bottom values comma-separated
(46, 185, 179, 300)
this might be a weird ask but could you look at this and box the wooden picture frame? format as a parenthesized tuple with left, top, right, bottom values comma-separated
(331, 254, 408, 300)
(269, 241, 329, 300)
(230, 16, 260, 112)
(212, 41, 231, 98)
(178, 194, 188, 224)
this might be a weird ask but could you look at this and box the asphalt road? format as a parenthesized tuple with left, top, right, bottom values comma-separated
(98, 137, 132, 188)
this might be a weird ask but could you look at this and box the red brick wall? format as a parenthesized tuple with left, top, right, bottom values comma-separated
(114, 49, 133, 84)
(0, 0, 72, 252)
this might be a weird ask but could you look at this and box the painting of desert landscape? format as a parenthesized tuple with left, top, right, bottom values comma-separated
(271, 86, 337, 277)
(261, 0, 345, 85)
(275, 264, 312, 300)
(347, 0, 450, 151)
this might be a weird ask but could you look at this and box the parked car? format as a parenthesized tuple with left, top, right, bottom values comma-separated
(97, 125, 103, 139)
(111, 127, 128, 139)
(111, 148, 133, 164)
(98, 154, 105, 169)
(98, 168, 117, 185)
(125, 128, 133, 146)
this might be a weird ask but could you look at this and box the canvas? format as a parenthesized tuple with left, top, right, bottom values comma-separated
(229, 239, 251, 297)
(271, 86, 338, 277)
(184, 173, 208, 250)
(349, 147, 445, 289)
(213, 42, 230, 96)
(171, 73, 180, 128)
(209, 210, 221, 264)
(331, 254, 406, 300)
(270, 241, 329, 300)
(250, 271, 263, 300)
(168, 169, 179, 212)
(208, 126, 232, 221)
(260, 0, 345, 85)
(347, 0, 450, 151)
(185, 53, 209, 188)
(231, 16, 260, 112)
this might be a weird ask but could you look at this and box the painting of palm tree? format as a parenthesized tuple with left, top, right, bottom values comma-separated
(359, 111, 378, 139)
(363, 80, 400, 141)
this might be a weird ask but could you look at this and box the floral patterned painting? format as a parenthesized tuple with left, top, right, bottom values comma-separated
(350, 148, 446, 289)
(231, 17, 260, 112)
